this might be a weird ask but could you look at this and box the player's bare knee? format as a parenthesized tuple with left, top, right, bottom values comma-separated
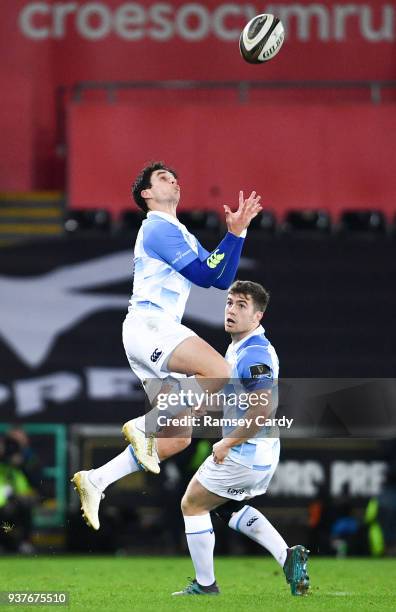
(164, 437, 191, 459)
(199, 357, 230, 382)
(181, 492, 205, 516)
(181, 493, 192, 515)
(177, 437, 191, 453)
(209, 359, 231, 387)
(157, 437, 191, 461)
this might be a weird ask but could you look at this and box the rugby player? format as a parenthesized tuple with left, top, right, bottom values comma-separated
(71, 161, 262, 523)
(172, 280, 310, 597)
(122, 162, 262, 472)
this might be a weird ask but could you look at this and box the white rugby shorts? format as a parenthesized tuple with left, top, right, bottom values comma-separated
(195, 440, 280, 501)
(122, 309, 196, 390)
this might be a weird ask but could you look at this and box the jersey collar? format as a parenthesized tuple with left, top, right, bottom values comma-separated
(231, 324, 265, 353)
(147, 211, 183, 228)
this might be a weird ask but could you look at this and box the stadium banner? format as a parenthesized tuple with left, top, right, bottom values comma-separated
(0, 235, 394, 505)
(68, 102, 396, 217)
(1, 1, 396, 191)
(5, 1, 396, 83)
(68, 426, 390, 504)
(1, 234, 395, 427)
(0, 234, 226, 423)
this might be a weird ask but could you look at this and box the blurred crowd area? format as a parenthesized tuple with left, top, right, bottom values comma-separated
(306, 439, 396, 558)
(0, 428, 42, 554)
(1, 431, 395, 558)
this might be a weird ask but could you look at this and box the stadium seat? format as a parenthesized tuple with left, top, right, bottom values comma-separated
(282, 210, 331, 234)
(249, 210, 276, 233)
(339, 210, 386, 235)
(177, 211, 221, 231)
(64, 209, 111, 233)
(119, 210, 145, 231)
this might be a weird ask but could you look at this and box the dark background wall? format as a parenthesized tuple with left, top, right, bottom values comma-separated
(1, 231, 395, 421)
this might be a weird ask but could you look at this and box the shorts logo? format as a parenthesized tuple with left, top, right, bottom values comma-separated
(207, 249, 225, 269)
(246, 516, 259, 527)
(227, 487, 246, 496)
(150, 348, 163, 363)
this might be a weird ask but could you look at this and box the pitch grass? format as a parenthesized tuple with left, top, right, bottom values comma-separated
(0, 556, 395, 611)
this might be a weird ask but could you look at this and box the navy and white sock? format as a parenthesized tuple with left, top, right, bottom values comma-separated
(184, 514, 216, 586)
(229, 505, 288, 566)
(89, 445, 143, 491)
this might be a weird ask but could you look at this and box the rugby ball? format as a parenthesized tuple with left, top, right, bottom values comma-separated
(239, 14, 285, 64)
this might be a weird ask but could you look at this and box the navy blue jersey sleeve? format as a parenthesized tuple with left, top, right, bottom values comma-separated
(144, 217, 245, 289)
(211, 235, 244, 289)
(142, 219, 197, 272)
(180, 232, 244, 288)
(237, 347, 275, 391)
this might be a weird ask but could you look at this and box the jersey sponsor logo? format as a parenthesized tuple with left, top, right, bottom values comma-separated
(246, 516, 259, 527)
(249, 364, 271, 379)
(206, 249, 225, 269)
(227, 487, 245, 496)
(171, 248, 192, 265)
(150, 348, 163, 363)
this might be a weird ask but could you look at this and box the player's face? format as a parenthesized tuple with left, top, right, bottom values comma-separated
(224, 293, 263, 336)
(144, 169, 180, 206)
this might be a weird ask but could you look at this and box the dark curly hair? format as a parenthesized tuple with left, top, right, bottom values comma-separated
(131, 161, 177, 213)
(229, 280, 270, 313)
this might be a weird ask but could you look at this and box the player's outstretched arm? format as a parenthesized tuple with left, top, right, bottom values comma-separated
(180, 190, 262, 289)
(143, 217, 239, 288)
(142, 192, 261, 289)
(180, 232, 244, 288)
(224, 190, 262, 237)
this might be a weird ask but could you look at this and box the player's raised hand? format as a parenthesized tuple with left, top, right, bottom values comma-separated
(224, 190, 262, 236)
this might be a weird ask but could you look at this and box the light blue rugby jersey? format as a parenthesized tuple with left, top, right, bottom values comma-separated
(223, 325, 280, 469)
(129, 211, 210, 322)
